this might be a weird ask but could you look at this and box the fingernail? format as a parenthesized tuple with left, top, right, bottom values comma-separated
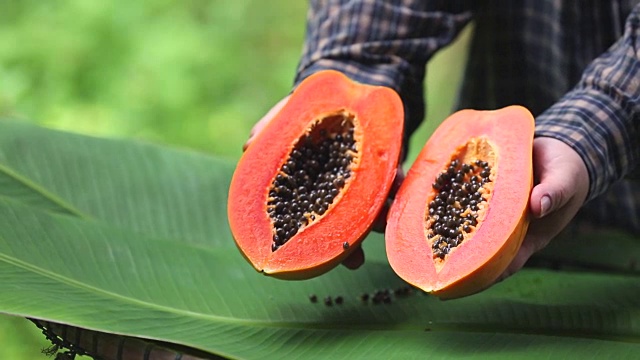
(540, 195, 551, 217)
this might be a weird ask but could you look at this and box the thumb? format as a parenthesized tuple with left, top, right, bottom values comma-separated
(528, 137, 584, 219)
(529, 176, 571, 219)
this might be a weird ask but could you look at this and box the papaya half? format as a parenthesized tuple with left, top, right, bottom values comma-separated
(386, 106, 534, 299)
(228, 70, 404, 280)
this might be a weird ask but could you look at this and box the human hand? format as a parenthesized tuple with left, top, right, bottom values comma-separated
(244, 96, 291, 151)
(498, 136, 590, 280)
(243, 96, 404, 270)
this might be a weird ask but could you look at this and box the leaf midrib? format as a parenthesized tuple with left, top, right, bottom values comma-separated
(2, 249, 639, 344)
(0, 162, 88, 218)
(0, 249, 274, 327)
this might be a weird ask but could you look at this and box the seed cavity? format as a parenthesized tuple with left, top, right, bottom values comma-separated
(426, 137, 496, 262)
(268, 111, 358, 251)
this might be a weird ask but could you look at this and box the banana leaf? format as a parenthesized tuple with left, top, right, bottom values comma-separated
(0, 119, 638, 359)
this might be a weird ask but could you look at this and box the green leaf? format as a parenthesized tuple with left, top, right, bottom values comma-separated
(535, 228, 640, 274)
(0, 154, 83, 217)
(0, 119, 235, 247)
(0, 119, 639, 359)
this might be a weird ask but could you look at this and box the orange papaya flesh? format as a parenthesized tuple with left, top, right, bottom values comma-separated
(386, 106, 534, 299)
(228, 70, 404, 280)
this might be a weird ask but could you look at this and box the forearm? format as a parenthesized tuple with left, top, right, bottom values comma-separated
(294, 0, 472, 141)
(536, 5, 640, 201)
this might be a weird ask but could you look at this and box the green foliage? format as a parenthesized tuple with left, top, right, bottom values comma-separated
(0, 0, 307, 159)
(0, 317, 50, 360)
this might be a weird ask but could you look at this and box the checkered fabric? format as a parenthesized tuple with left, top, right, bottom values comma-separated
(293, 0, 640, 234)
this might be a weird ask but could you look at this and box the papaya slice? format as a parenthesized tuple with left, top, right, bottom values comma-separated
(228, 70, 404, 279)
(386, 106, 534, 299)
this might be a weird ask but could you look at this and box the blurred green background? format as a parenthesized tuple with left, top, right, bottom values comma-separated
(0, 1, 470, 358)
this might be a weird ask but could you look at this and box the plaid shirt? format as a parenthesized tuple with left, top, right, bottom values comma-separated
(294, 0, 640, 207)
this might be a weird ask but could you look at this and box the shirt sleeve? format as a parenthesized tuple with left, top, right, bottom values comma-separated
(293, 0, 472, 146)
(535, 4, 640, 202)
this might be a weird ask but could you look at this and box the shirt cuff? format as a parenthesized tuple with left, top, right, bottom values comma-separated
(535, 87, 637, 202)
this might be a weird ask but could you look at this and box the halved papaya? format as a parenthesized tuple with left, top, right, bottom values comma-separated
(386, 106, 534, 299)
(228, 70, 404, 279)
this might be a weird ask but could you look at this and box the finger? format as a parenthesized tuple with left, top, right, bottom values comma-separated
(371, 199, 392, 233)
(499, 233, 541, 279)
(341, 245, 365, 269)
(391, 164, 406, 197)
(372, 164, 405, 233)
(243, 96, 290, 151)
